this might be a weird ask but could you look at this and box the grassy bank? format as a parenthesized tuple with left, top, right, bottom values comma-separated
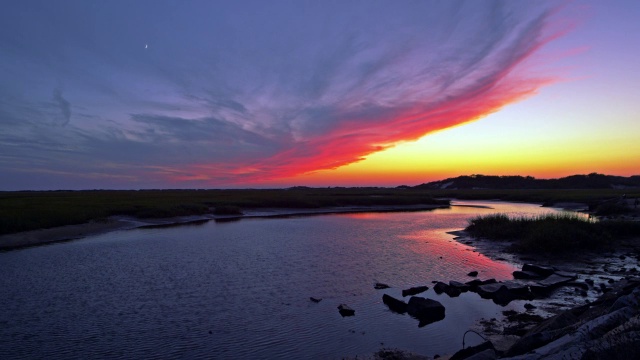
(465, 213, 640, 253)
(0, 188, 447, 235)
(2, 187, 637, 237)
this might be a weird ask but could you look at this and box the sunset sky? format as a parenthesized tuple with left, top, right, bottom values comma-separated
(1, 0, 639, 190)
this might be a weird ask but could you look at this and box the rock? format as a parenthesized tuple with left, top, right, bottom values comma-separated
(466, 279, 483, 289)
(374, 282, 390, 289)
(477, 281, 533, 306)
(338, 304, 355, 317)
(450, 341, 496, 360)
(585, 278, 595, 286)
(531, 273, 576, 293)
(468, 271, 479, 277)
(406, 296, 445, 325)
(310, 297, 322, 303)
(450, 281, 470, 293)
(524, 303, 536, 310)
(513, 270, 544, 280)
(402, 285, 429, 297)
(433, 281, 448, 294)
(444, 286, 462, 298)
(382, 294, 408, 314)
(522, 264, 555, 277)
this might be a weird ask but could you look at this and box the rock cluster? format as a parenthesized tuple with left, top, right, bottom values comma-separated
(433, 265, 577, 306)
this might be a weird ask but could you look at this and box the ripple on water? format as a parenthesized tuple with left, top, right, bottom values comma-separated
(0, 201, 566, 359)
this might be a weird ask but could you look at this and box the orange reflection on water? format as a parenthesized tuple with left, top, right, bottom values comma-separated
(400, 229, 518, 281)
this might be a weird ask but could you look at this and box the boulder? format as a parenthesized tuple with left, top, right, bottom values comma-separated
(468, 271, 479, 277)
(522, 264, 555, 277)
(450, 281, 470, 292)
(530, 273, 576, 294)
(434, 281, 462, 297)
(337, 304, 355, 317)
(433, 281, 449, 294)
(466, 278, 497, 291)
(477, 281, 533, 305)
(374, 282, 390, 289)
(407, 296, 445, 325)
(309, 297, 322, 303)
(382, 294, 408, 314)
(402, 285, 429, 297)
(513, 270, 545, 280)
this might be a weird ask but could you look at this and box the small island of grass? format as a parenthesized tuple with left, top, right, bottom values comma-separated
(465, 213, 640, 253)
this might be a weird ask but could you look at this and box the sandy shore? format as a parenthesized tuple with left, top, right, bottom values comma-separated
(0, 204, 447, 251)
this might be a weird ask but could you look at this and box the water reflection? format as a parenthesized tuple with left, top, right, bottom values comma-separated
(0, 201, 568, 359)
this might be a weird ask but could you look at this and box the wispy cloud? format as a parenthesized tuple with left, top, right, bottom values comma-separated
(52, 88, 71, 126)
(0, 0, 570, 189)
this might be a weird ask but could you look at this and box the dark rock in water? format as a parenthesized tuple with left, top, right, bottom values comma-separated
(407, 296, 445, 326)
(466, 278, 497, 291)
(450, 281, 470, 292)
(513, 270, 544, 280)
(450, 341, 496, 360)
(432, 281, 462, 297)
(382, 294, 408, 314)
(402, 285, 429, 297)
(477, 281, 532, 306)
(524, 303, 536, 310)
(468, 271, 479, 277)
(310, 297, 322, 303)
(585, 278, 594, 286)
(522, 264, 555, 277)
(433, 281, 448, 294)
(374, 282, 391, 290)
(466, 279, 483, 288)
(444, 286, 462, 298)
(338, 304, 355, 317)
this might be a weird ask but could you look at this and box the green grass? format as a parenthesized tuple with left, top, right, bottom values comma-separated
(466, 213, 640, 253)
(0, 188, 448, 235)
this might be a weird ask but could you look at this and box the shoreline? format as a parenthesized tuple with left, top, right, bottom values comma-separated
(0, 203, 448, 251)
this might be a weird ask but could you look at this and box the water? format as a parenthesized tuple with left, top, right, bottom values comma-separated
(0, 201, 566, 359)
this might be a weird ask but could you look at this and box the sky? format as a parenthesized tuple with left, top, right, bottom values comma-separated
(1, 0, 639, 190)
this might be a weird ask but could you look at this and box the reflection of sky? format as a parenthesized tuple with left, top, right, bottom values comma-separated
(1, 1, 639, 189)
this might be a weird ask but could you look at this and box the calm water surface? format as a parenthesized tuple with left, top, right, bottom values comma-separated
(0, 201, 566, 359)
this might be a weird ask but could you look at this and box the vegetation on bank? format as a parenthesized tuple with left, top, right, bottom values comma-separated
(2, 186, 638, 237)
(0, 188, 447, 235)
(465, 213, 640, 253)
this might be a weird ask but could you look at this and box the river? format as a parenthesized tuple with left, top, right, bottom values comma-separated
(0, 201, 568, 359)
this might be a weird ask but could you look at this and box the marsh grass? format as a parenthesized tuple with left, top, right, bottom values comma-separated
(0, 188, 448, 235)
(466, 213, 640, 253)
